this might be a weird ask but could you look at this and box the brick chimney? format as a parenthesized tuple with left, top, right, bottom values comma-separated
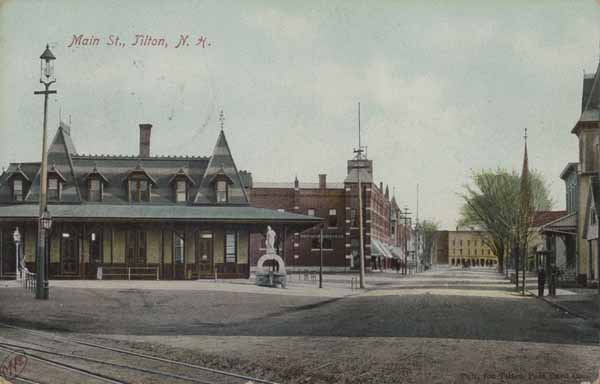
(139, 123, 152, 157)
(319, 174, 327, 189)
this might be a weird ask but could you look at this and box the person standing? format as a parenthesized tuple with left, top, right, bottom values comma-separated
(537, 266, 546, 297)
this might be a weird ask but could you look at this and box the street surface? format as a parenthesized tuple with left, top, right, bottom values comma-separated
(0, 267, 599, 383)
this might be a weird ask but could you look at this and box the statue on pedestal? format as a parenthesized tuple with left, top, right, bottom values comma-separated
(266, 225, 276, 255)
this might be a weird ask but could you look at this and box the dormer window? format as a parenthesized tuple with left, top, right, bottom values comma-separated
(48, 177, 60, 201)
(83, 166, 108, 202)
(89, 179, 101, 201)
(130, 178, 150, 202)
(47, 165, 66, 202)
(216, 180, 228, 203)
(124, 163, 156, 203)
(8, 164, 31, 202)
(13, 179, 23, 201)
(176, 181, 187, 202)
(168, 168, 195, 204)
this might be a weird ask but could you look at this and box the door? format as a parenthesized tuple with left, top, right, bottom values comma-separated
(196, 231, 213, 278)
(61, 232, 79, 275)
(1, 231, 16, 279)
(173, 232, 185, 280)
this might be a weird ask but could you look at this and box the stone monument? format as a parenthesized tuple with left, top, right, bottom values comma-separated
(255, 226, 287, 288)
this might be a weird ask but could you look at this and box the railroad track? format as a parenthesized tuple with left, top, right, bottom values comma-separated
(0, 322, 278, 384)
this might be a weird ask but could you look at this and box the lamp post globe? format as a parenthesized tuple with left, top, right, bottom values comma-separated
(41, 210, 52, 231)
(13, 227, 21, 243)
(39, 44, 56, 83)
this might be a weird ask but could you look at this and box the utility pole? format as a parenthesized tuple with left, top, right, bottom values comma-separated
(400, 207, 412, 275)
(354, 102, 366, 289)
(319, 225, 323, 289)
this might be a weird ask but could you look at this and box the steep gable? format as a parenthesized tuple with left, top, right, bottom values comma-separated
(194, 130, 249, 205)
(26, 121, 82, 203)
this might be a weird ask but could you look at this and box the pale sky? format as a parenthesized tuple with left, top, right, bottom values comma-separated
(1, 1, 600, 229)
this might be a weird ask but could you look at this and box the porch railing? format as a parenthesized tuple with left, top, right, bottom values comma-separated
(98, 266, 159, 280)
(22, 270, 36, 292)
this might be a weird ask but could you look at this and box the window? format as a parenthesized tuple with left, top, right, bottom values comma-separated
(328, 209, 337, 227)
(176, 180, 187, 203)
(216, 180, 228, 203)
(323, 238, 333, 250)
(48, 178, 59, 201)
(174, 233, 185, 264)
(311, 238, 320, 249)
(307, 208, 315, 216)
(89, 179, 101, 201)
(12, 179, 23, 201)
(130, 178, 150, 202)
(350, 208, 357, 227)
(225, 232, 237, 263)
(592, 209, 597, 226)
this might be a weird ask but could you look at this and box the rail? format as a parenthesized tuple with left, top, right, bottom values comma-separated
(22, 270, 36, 292)
(98, 266, 159, 281)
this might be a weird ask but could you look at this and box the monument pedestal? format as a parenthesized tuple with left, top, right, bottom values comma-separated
(255, 252, 287, 288)
(255, 270, 287, 288)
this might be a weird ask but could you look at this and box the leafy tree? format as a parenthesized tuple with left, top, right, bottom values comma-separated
(416, 220, 440, 266)
(459, 169, 552, 273)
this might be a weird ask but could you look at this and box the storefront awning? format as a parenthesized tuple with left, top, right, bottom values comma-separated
(371, 239, 394, 259)
(390, 246, 403, 259)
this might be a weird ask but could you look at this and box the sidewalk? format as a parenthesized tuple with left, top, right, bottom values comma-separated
(528, 286, 599, 327)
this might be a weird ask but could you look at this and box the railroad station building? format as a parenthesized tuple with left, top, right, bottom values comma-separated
(0, 121, 320, 280)
(248, 157, 405, 272)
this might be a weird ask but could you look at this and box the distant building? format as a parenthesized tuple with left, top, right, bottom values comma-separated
(248, 156, 404, 272)
(447, 230, 498, 267)
(0, 121, 319, 280)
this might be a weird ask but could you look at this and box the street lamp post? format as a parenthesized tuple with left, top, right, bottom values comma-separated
(34, 44, 57, 300)
(13, 228, 21, 281)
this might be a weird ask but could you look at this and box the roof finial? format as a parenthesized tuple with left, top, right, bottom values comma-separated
(523, 127, 528, 143)
(219, 109, 225, 131)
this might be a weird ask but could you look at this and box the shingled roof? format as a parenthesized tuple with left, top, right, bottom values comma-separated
(0, 122, 252, 206)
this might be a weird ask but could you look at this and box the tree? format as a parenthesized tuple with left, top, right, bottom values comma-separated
(416, 220, 440, 266)
(459, 169, 552, 274)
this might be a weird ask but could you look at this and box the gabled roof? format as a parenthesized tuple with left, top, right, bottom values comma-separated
(207, 166, 234, 185)
(540, 212, 576, 235)
(48, 164, 67, 183)
(531, 210, 568, 228)
(26, 122, 81, 202)
(82, 166, 110, 184)
(167, 168, 196, 186)
(7, 164, 30, 183)
(559, 162, 578, 180)
(194, 130, 249, 205)
(123, 163, 158, 186)
(573, 60, 600, 133)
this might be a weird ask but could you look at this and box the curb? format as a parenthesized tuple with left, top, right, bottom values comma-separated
(535, 295, 588, 320)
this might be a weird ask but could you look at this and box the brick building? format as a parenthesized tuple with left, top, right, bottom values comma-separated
(248, 156, 404, 272)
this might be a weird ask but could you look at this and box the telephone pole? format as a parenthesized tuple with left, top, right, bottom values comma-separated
(353, 102, 366, 289)
(400, 206, 412, 275)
